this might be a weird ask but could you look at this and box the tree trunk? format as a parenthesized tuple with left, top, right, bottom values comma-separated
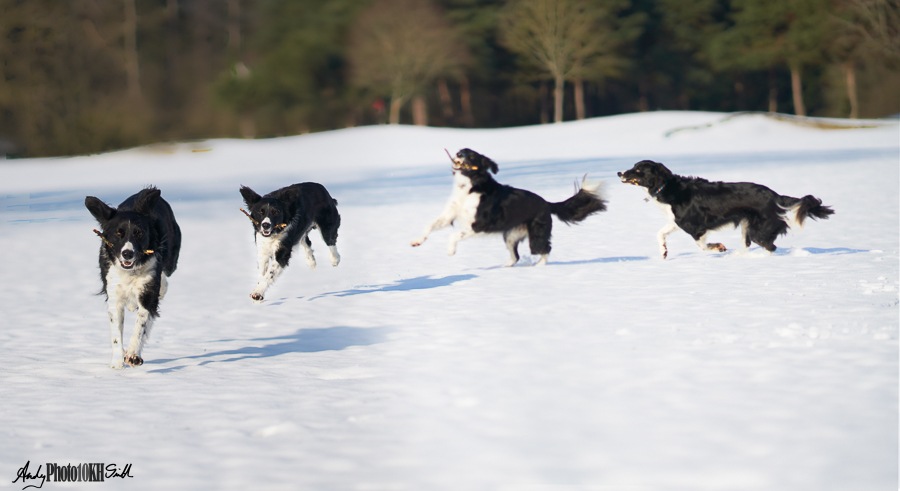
(843, 62, 858, 119)
(768, 68, 777, 113)
(123, 0, 141, 102)
(240, 113, 255, 139)
(163, 0, 178, 113)
(574, 78, 585, 120)
(227, 0, 241, 59)
(438, 78, 454, 122)
(638, 80, 648, 112)
(389, 91, 405, 124)
(459, 75, 474, 127)
(539, 81, 549, 124)
(789, 63, 806, 117)
(412, 95, 428, 126)
(553, 75, 564, 123)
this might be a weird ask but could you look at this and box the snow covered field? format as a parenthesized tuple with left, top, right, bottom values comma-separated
(0, 111, 897, 490)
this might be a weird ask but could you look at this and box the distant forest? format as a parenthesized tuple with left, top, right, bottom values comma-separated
(1, 0, 898, 158)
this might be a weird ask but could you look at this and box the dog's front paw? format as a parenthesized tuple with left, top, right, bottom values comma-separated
(710, 243, 727, 252)
(250, 292, 264, 303)
(110, 359, 125, 370)
(411, 237, 426, 247)
(124, 353, 143, 367)
(306, 256, 317, 270)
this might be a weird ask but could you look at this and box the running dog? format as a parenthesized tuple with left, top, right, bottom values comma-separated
(85, 187, 181, 368)
(411, 148, 607, 266)
(239, 183, 341, 302)
(617, 160, 834, 258)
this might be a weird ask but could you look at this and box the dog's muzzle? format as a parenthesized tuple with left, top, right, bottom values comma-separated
(120, 249, 135, 269)
(452, 159, 478, 171)
(617, 172, 641, 185)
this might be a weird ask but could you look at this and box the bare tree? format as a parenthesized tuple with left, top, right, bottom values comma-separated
(499, 0, 627, 122)
(347, 0, 468, 125)
(831, 0, 900, 118)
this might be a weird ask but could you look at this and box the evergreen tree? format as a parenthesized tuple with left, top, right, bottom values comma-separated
(215, 0, 366, 136)
(711, 0, 830, 116)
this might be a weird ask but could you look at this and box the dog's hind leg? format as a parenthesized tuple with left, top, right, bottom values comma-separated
(737, 220, 751, 254)
(316, 215, 341, 267)
(657, 221, 679, 259)
(300, 233, 316, 270)
(526, 213, 552, 267)
(158, 273, 168, 300)
(502, 225, 528, 267)
(694, 231, 727, 254)
(327, 245, 341, 267)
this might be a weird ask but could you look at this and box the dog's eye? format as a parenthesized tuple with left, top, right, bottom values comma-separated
(135, 230, 143, 238)
(117, 230, 124, 237)
(635, 169, 641, 174)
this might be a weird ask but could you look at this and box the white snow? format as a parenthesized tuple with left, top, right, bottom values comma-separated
(0, 111, 897, 490)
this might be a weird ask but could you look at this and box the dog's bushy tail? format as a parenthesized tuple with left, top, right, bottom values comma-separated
(550, 176, 607, 224)
(779, 195, 834, 230)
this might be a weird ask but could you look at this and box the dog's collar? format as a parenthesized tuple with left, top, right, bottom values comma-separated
(643, 182, 668, 202)
(648, 181, 668, 197)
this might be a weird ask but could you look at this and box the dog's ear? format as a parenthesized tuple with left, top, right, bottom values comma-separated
(134, 188, 161, 216)
(483, 156, 499, 174)
(655, 162, 673, 179)
(240, 186, 262, 207)
(85, 197, 116, 224)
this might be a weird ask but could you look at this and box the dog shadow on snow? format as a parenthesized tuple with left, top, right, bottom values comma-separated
(146, 325, 387, 373)
(294, 274, 478, 302)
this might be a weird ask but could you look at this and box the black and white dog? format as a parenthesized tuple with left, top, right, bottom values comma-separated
(85, 187, 181, 369)
(411, 148, 607, 266)
(618, 160, 834, 258)
(239, 183, 341, 302)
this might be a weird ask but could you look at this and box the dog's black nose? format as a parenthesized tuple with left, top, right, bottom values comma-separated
(122, 250, 134, 260)
(261, 222, 271, 230)
(617, 172, 623, 177)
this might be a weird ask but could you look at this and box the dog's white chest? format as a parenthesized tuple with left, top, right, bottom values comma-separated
(449, 173, 480, 226)
(256, 232, 282, 260)
(106, 257, 157, 309)
(449, 173, 473, 206)
(651, 197, 676, 222)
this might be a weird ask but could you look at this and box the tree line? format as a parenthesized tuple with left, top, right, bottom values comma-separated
(1, 0, 897, 158)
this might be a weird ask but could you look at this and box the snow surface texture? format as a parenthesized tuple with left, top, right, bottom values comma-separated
(0, 111, 897, 490)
